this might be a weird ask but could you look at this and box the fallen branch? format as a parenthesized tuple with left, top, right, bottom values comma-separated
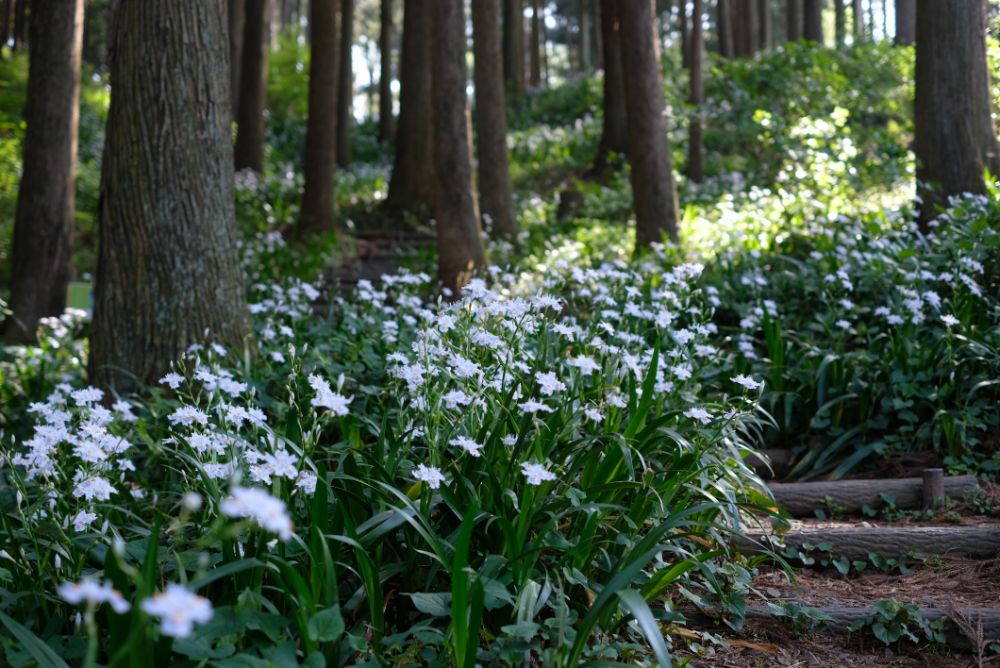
(736, 526, 1000, 560)
(769, 475, 979, 517)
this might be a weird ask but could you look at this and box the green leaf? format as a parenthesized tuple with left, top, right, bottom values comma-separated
(0, 610, 71, 668)
(408, 592, 452, 617)
(616, 589, 673, 668)
(307, 605, 345, 643)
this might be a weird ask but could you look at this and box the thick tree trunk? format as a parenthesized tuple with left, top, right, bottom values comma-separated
(679, 0, 690, 68)
(786, 0, 801, 41)
(229, 0, 245, 121)
(298, 0, 339, 236)
(834, 0, 845, 46)
(758, 0, 771, 50)
(618, 0, 679, 247)
(336, 0, 353, 167)
(431, 0, 487, 294)
(0, 0, 9, 51)
(1, 0, 82, 343)
(802, 0, 823, 44)
(594, 0, 627, 174)
(90, 0, 250, 393)
(851, 0, 863, 40)
(384, 0, 433, 215)
(894, 0, 914, 45)
(472, 0, 518, 241)
(234, 0, 269, 172)
(529, 0, 541, 87)
(377, 0, 394, 143)
(769, 475, 980, 517)
(739, 526, 1000, 561)
(11, 0, 24, 51)
(915, 0, 999, 228)
(717, 0, 734, 57)
(502, 0, 525, 96)
(687, 0, 704, 183)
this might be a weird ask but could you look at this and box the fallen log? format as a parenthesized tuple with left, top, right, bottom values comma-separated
(736, 526, 1000, 561)
(745, 449, 793, 479)
(769, 475, 979, 517)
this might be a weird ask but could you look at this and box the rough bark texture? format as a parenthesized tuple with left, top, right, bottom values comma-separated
(686, 0, 704, 182)
(851, 0, 863, 39)
(377, 0, 394, 142)
(914, 0, 999, 227)
(431, 0, 487, 294)
(739, 526, 1000, 560)
(529, 0, 541, 87)
(717, 0, 734, 57)
(298, 0, 339, 236)
(472, 0, 518, 241)
(502, 0, 524, 96)
(786, 0, 801, 41)
(2, 0, 82, 343)
(734, 0, 758, 57)
(90, 0, 250, 393)
(769, 475, 980, 517)
(834, 0, 845, 46)
(618, 0, 679, 247)
(234, 0, 269, 172)
(336, 0, 353, 167)
(594, 0, 627, 174)
(894, 0, 914, 45)
(384, 0, 433, 216)
(802, 0, 823, 44)
(757, 0, 771, 50)
(229, 0, 245, 120)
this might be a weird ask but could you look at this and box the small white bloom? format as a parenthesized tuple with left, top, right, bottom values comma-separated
(141, 584, 213, 638)
(940, 314, 959, 327)
(449, 436, 483, 457)
(521, 461, 556, 486)
(58, 578, 131, 614)
(730, 374, 763, 391)
(566, 355, 600, 376)
(684, 407, 712, 425)
(413, 464, 446, 489)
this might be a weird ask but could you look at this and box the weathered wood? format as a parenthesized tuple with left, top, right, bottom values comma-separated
(769, 475, 979, 516)
(737, 526, 1000, 560)
(923, 468, 945, 510)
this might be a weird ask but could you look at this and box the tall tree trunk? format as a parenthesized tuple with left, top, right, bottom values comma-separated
(432, 0, 486, 294)
(11, 0, 25, 50)
(384, 0, 433, 215)
(90, 0, 249, 393)
(529, 0, 541, 87)
(378, 0, 394, 142)
(745, 0, 759, 54)
(229, 0, 245, 121)
(336, 0, 353, 167)
(881, 0, 887, 39)
(914, 0, 999, 228)
(502, 0, 525, 96)
(717, 0, 734, 57)
(834, 0, 845, 46)
(851, 0, 863, 40)
(0, 0, 10, 51)
(472, 0, 518, 241)
(2, 0, 82, 343)
(894, 0, 914, 45)
(299, 0, 339, 236)
(732, 0, 746, 56)
(594, 0, 627, 174)
(687, 0, 704, 182)
(758, 0, 771, 50)
(619, 0, 679, 247)
(786, 0, 802, 41)
(580, 0, 593, 70)
(679, 0, 690, 68)
(802, 0, 824, 44)
(234, 0, 269, 172)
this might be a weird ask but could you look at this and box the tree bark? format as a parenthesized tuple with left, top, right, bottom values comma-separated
(431, 0, 487, 294)
(502, 0, 525, 96)
(228, 0, 245, 121)
(769, 475, 980, 517)
(834, 0, 845, 47)
(0, 0, 10, 51)
(679, 0, 690, 68)
(786, 0, 801, 41)
(618, 0, 679, 248)
(1, 0, 82, 343)
(915, 0, 999, 227)
(851, 0, 863, 40)
(298, 0, 339, 236)
(335, 0, 353, 168)
(384, 0, 433, 216)
(802, 0, 823, 44)
(687, 0, 704, 182)
(11, 0, 25, 51)
(594, 0, 627, 175)
(529, 0, 541, 87)
(894, 0, 914, 45)
(234, 0, 269, 172)
(717, 0, 734, 57)
(757, 0, 771, 50)
(739, 526, 1000, 560)
(90, 0, 250, 393)
(377, 0, 394, 143)
(472, 0, 518, 241)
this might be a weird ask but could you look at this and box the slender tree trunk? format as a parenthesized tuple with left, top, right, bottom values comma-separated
(618, 0, 679, 247)
(229, 0, 245, 121)
(717, 0, 734, 57)
(378, 0, 394, 142)
(758, 0, 771, 50)
(234, 0, 269, 172)
(384, 0, 433, 215)
(745, 0, 759, 54)
(594, 0, 627, 174)
(90, 0, 249, 393)
(881, 0, 887, 39)
(592, 0, 602, 69)
(580, 0, 593, 70)
(834, 0, 845, 46)
(336, 0, 353, 167)
(432, 0, 486, 293)
(2, 0, 82, 342)
(11, 0, 25, 50)
(866, 0, 874, 39)
(472, 0, 518, 241)
(529, 0, 541, 87)
(803, 0, 824, 44)
(299, 0, 339, 236)
(786, 0, 802, 40)
(0, 0, 10, 51)
(894, 0, 914, 45)
(502, 0, 525, 96)
(687, 0, 704, 182)
(851, 0, 863, 40)
(914, 0, 999, 228)
(679, 0, 690, 68)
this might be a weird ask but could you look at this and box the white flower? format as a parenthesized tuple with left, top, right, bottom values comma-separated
(501, 434, 517, 446)
(684, 407, 712, 425)
(535, 371, 566, 396)
(835, 319, 851, 330)
(584, 407, 604, 422)
(449, 355, 481, 379)
(449, 436, 483, 457)
(518, 399, 554, 414)
(141, 584, 213, 638)
(413, 464, 446, 489)
(71, 388, 104, 406)
(567, 355, 600, 376)
(73, 476, 115, 502)
(168, 406, 209, 428)
(730, 374, 763, 391)
(181, 492, 203, 513)
(940, 314, 959, 327)
(521, 461, 556, 486)
(443, 390, 473, 409)
(296, 472, 318, 494)
(58, 578, 131, 614)
(220, 487, 294, 540)
(309, 374, 352, 416)
(72, 510, 98, 532)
